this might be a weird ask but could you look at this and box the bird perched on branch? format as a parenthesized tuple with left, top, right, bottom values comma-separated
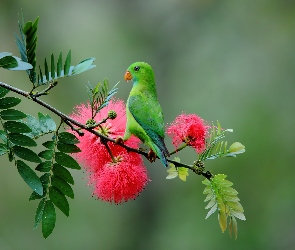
(116, 62, 169, 167)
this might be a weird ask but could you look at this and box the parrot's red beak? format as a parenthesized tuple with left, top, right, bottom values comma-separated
(124, 70, 132, 81)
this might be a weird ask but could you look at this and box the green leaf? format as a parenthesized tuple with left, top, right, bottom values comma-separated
(228, 142, 245, 155)
(8, 133, 37, 147)
(9, 57, 32, 71)
(14, 146, 42, 163)
(87, 80, 119, 118)
(64, 50, 71, 75)
(38, 113, 56, 133)
(0, 56, 18, 69)
(0, 86, 10, 98)
(16, 160, 43, 195)
(4, 121, 32, 133)
(29, 191, 44, 201)
(229, 216, 238, 240)
(35, 161, 52, 172)
(57, 52, 62, 77)
(52, 163, 74, 185)
(0, 130, 7, 143)
(38, 150, 54, 160)
(34, 198, 45, 230)
(0, 97, 21, 109)
(57, 132, 79, 144)
(23, 16, 39, 83)
(0, 109, 27, 120)
(29, 173, 50, 199)
(42, 200, 56, 238)
(51, 175, 74, 199)
(230, 210, 246, 221)
(49, 186, 69, 216)
(0, 143, 8, 156)
(8, 150, 13, 161)
(51, 53, 55, 79)
(71, 57, 96, 75)
(0, 53, 32, 71)
(178, 167, 189, 181)
(205, 203, 218, 219)
(166, 166, 178, 179)
(0, 52, 33, 70)
(57, 142, 81, 153)
(44, 58, 49, 82)
(25, 114, 42, 137)
(202, 174, 245, 238)
(55, 152, 81, 170)
(219, 211, 227, 233)
(42, 140, 55, 149)
(39, 66, 43, 84)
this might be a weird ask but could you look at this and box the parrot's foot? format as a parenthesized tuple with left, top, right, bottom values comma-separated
(115, 137, 124, 145)
(147, 149, 156, 163)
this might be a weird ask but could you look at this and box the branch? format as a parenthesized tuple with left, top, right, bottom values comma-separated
(167, 158, 213, 180)
(0, 81, 211, 178)
(0, 81, 146, 154)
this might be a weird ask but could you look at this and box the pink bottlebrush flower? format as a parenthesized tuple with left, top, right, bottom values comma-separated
(68, 99, 140, 173)
(69, 99, 149, 204)
(90, 152, 149, 204)
(166, 113, 208, 153)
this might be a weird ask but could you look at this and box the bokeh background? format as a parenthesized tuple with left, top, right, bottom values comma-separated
(1, 0, 295, 249)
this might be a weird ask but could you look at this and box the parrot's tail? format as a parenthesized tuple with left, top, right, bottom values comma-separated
(152, 138, 170, 167)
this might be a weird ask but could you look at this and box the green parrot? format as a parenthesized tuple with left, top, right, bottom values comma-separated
(118, 62, 170, 167)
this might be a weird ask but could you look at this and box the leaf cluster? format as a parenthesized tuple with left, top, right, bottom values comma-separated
(203, 174, 246, 239)
(13, 11, 96, 95)
(199, 121, 245, 161)
(37, 50, 96, 86)
(0, 86, 81, 238)
(87, 79, 119, 119)
(166, 157, 189, 181)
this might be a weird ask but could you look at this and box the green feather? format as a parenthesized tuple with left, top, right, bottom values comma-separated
(123, 62, 169, 167)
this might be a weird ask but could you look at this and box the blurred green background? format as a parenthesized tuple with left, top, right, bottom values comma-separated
(1, 0, 295, 249)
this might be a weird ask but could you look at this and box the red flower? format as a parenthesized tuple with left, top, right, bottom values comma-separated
(166, 113, 208, 153)
(68, 99, 140, 173)
(90, 152, 149, 204)
(68, 99, 149, 203)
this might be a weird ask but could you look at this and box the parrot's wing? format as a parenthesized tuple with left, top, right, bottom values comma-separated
(128, 94, 169, 156)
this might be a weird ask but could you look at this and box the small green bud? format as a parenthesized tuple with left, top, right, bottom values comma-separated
(108, 110, 117, 120)
(86, 119, 96, 127)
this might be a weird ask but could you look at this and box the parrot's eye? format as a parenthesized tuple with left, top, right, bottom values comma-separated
(134, 66, 140, 71)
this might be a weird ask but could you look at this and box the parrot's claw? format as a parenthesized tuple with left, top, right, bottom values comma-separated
(147, 149, 156, 163)
(115, 137, 124, 145)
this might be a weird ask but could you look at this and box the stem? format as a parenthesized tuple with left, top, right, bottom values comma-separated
(167, 159, 213, 180)
(102, 140, 116, 163)
(169, 143, 188, 155)
(86, 117, 109, 129)
(29, 80, 58, 97)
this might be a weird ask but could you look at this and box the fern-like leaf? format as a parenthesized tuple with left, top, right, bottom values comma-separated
(202, 174, 245, 239)
(37, 51, 95, 85)
(87, 79, 119, 119)
(14, 12, 39, 82)
(23, 17, 39, 81)
(199, 121, 245, 161)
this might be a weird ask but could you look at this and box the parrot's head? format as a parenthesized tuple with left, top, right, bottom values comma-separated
(124, 62, 155, 83)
